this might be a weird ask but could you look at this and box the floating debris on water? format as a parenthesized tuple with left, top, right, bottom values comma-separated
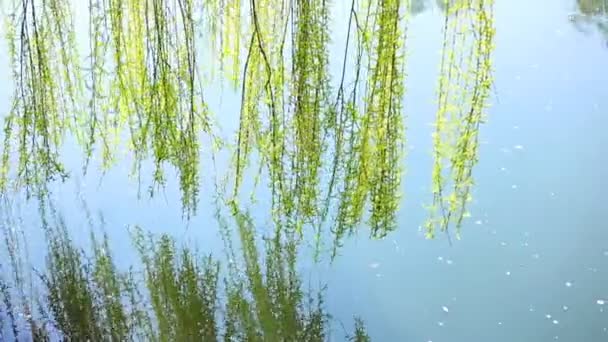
(505, 271, 511, 276)
(369, 262, 380, 269)
(446, 259, 453, 265)
(597, 299, 606, 305)
(442, 306, 449, 313)
(437, 256, 444, 262)
(500, 242, 507, 246)
(438, 321, 444, 327)
(532, 253, 540, 259)
(565, 281, 573, 288)
(511, 184, 518, 189)
(475, 220, 483, 225)
(552, 320, 559, 325)
(546, 314, 552, 319)
(514, 144, 524, 150)
(562, 306, 568, 312)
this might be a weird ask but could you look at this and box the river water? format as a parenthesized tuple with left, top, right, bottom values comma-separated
(1, 0, 607, 341)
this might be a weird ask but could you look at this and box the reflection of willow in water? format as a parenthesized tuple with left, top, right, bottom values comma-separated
(426, 0, 495, 240)
(0, 198, 370, 340)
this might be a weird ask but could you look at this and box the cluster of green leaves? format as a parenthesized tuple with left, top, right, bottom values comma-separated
(426, 0, 495, 240)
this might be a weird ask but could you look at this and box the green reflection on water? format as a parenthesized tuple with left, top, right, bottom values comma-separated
(0, 196, 370, 340)
(0, 0, 500, 338)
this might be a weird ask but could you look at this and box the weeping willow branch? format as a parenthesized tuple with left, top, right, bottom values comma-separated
(329, 0, 408, 255)
(204, 0, 243, 87)
(1, 0, 80, 197)
(426, 0, 495, 240)
(2, 0, 210, 216)
(290, 0, 330, 224)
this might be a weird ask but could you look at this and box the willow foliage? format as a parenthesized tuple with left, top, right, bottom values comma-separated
(231, 0, 330, 234)
(204, 0, 243, 86)
(358, 0, 406, 237)
(229, 0, 410, 255)
(1, 0, 81, 197)
(327, 0, 408, 253)
(232, 0, 288, 198)
(290, 0, 331, 223)
(0, 0, 498, 250)
(426, 0, 495, 239)
(95, 0, 208, 216)
(1, 0, 209, 216)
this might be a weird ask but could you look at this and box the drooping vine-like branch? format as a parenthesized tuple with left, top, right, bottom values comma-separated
(426, 0, 495, 240)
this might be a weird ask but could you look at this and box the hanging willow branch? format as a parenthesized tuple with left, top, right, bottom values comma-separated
(426, 0, 495, 240)
(290, 0, 330, 223)
(329, 0, 408, 253)
(1, 0, 210, 216)
(0, 0, 495, 252)
(1, 0, 81, 197)
(204, 0, 243, 87)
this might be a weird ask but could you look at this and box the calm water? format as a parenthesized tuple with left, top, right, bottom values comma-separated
(1, 0, 607, 341)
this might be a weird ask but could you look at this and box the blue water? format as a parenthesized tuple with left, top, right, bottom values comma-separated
(1, 0, 607, 341)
